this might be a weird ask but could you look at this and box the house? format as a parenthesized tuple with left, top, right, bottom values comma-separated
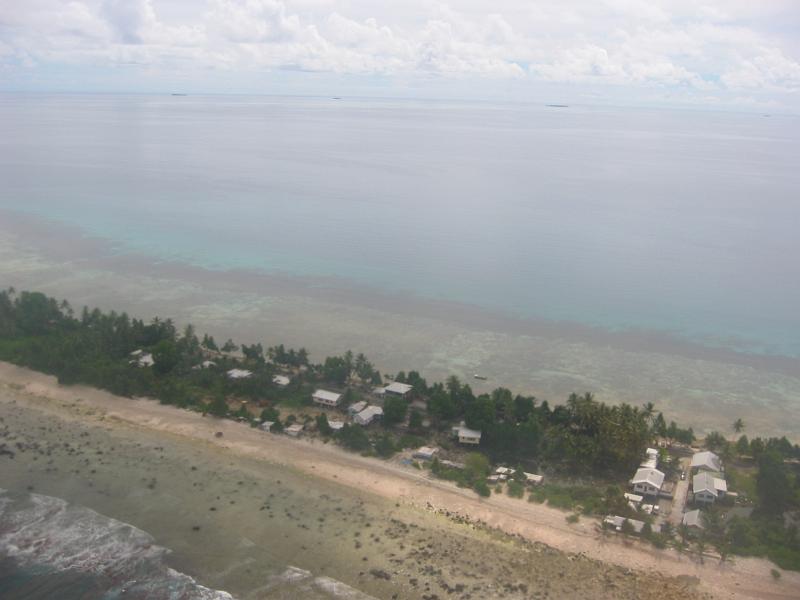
(384, 382, 413, 398)
(227, 368, 253, 379)
(354, 406, 383, 426)
(285, 423, 304, 437)
(412, 447, 439, 460)
(129, 350, 154, 368)
(193, 360, 217, 370)
(693, 472, 727, 504)
(312, 389, 342, 407)
(603, 515, 646, 534)
(260, 421, 275, 432)
(372, 387, 386, 398)
(495, 467, 515, 475)
(452, 422, 482, 445)
(347, 400, 368, 416)
(624, 492, 643, 504)
(691, 451, 722, 473)
(327, 420, 345, 432)
(640, 448, 659, 469)
(440, 460, 465, 470)
(523, 472, 544, 485)
(682, 509, 704, 530)
(272, 375, 290, 387)
(487, 475, 503, 484)
(630, 468, 665, 497)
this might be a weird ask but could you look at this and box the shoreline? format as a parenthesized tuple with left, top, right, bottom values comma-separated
(2, 211, 800, 439)
(1, 361, 797, 599)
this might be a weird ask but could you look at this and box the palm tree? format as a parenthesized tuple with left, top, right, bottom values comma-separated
(642, 402, 656, 424)
(732, 418, 745, 434)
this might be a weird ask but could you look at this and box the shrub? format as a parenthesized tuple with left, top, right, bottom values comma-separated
(507, 480, 525, 498)
(473, 480, 491, 497)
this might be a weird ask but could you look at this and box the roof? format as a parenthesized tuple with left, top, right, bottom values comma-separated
(691, 451, 722, 472)
(683, 509, 704, 528)
(631, 468, 665, 489)
(495, 467, 515, 475)
(624, 492, 643, 503)
(356, 406, 383, 421)
(272, 375, 290, 386)
(523, 472, 544, 484)
(348, 400, 368, 413)
(384, 382, 413, 395)
(603, 516, 645, 533)
(413, 446, 439, 459)
(455, 423, 482, 439)
(372, 386, 386, 395)
(312, 389, 341, 403)
(227, 369, 253, 379)
(693, 472, 726, 497)
(327, 420, 345, 431)
(285, 423, 304, 433)
(260, 421, 275, 431)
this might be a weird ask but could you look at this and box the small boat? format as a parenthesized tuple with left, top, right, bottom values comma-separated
(473, 374, 488, 381)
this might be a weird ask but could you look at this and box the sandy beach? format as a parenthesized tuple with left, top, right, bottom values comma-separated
(0, 361, 797, 599)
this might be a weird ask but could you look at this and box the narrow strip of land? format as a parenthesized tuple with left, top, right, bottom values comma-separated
(0, 361, 797, 600)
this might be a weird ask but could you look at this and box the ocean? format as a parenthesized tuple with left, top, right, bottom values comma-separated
(1, 93, 798, 357)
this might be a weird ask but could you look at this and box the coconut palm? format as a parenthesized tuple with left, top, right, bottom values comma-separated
(732, 418, 745, 434)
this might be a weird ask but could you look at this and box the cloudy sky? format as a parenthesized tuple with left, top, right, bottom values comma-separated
(1, 0, 799, 109)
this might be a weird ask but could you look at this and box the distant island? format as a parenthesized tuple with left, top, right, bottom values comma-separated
(0, 287, 798, 574)
(545, 104, 569, 108)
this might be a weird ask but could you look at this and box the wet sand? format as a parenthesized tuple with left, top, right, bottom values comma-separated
(0, 211, 799, 440)
(1, 363, 798, 599)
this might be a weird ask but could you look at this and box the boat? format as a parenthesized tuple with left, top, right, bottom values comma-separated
(473, 374, 488, 381)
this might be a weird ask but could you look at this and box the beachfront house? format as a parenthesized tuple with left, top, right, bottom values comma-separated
(327, 420, 345, 432)
(354, 405, 383, 426)
(523, 472, 544, 485)
(129, 350, 155, 368)
(640, 448, 659, 469)
(693, 472, 727, 505)
(285, 423, 304, 437)
(227, 368, 253, 379)
(384, 381, 413, 398)
(691, 451, 722, 473)
(412, 447, 439, 460)
(682, 509, 704, 530)
(603, 515, 646, 534)
(348, 400, 368, 416)
(272, 374, 291, 387)
(312, 389, 342, 407)
(630, 467, 665, 497)
(452, 422, 482, 445)
(260, 421, 275, 432)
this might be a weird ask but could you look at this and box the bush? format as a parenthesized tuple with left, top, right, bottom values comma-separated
(375, 434, 397, 458)
(566, 513, 580, 524)
(338, 424, 370, 451)
(507, 480, 525, 498)
(473, 480, 491, 497)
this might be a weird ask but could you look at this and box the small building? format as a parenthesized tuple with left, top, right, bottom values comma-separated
(495, 466, 515, 475)
(630, 468, 665, 497)
(523, 472, 544, 485)
(272, 374, 291, 387)
(372, 387, 386, 398)
(227, 368, 253, 379)
(624, 492, 643, 504)
(384, 381, 413, 398)
(603, 515, 645, 534)
(348, 400, 368, 416)
(354, 406, 383, 426)
(487, 474, 503, 484)
(440, 460, 465, 470)
(640, 447, 659, 469)
(312, 389, 342, 407)
(260, 421, 275, 432)
(693, 472, 727, 505)
(452, 422, 482, 445)
(285, 423, 304, 437)
(193, 360, 217, 370)
(412, 447, 439, 460)
(327, 420, 345, 432)
(691, 451, 722, 473)
(682, 509, 704, 530)
(129, 350, 154, 368)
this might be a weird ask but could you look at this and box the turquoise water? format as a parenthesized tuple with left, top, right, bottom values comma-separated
(1, 93, 798, 355)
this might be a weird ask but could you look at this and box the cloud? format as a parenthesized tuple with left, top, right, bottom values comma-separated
(0, 0, 798, 106)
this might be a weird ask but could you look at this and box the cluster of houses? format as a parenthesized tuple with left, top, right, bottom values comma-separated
(681, 450, 731, 531)
(311, 388, 386, 426)
(487, 466, 544, 485)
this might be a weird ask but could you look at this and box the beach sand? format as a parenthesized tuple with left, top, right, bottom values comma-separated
(1, 212, 799, 441)
(1, 362, 797, 599)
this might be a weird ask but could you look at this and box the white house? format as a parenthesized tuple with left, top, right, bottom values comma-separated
(452, 422, 482, 445)
(412, 447, 439, 460)
(603, 515, 646, 534)
(312, 389, 342, 407)
(227, 368, 253, 379)
(523, 472, 544, 485)
(129, 350, 154, 368)
(285, 423, 304, 437)
(384, 381, 413, 398)
(691, 451, 722, 473)
(272, 375, 290, 387)
(193, 360, 217, 370)
(630, 468, 665, 497)
(354, 405, 383, 426)
(347, 400, 368, 416)
(640, 447, 659, 469)
(693, 472, 727, 505)
(327, 420, 345, 432)
(260, 421, 275, 432)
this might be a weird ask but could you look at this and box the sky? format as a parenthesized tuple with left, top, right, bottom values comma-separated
(1, 0, 799, 110)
